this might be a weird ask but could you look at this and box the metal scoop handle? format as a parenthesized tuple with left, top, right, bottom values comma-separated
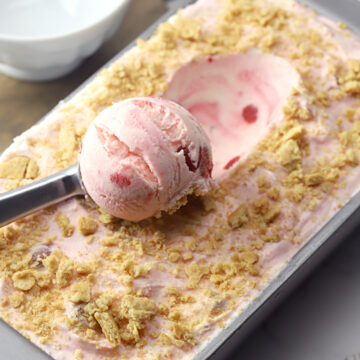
(0, 164, 85, 228)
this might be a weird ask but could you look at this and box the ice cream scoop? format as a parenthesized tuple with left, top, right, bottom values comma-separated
(0, 97, 214, 227)
(80, 97, 213, 221)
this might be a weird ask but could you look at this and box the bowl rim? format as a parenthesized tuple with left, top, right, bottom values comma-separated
(0, 0, 130, 43)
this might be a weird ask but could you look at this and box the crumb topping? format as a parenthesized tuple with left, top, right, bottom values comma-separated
(12, 270, 35, 291)
(55, 213, 74, 238)
(78, 216, 98, 236)
(69, 282, 91, 304)
(94, 311, 121, 346)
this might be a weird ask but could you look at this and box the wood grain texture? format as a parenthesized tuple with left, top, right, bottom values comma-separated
(0, 0, 165, 152)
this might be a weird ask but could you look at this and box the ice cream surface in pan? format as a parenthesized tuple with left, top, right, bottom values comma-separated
(1, 0, 360, 359)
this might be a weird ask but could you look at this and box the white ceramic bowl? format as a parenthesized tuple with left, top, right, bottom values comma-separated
(0, 0, 131, 81)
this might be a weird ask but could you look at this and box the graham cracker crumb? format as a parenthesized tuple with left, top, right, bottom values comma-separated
(267, 187, 280, 200)
(9, 291, 25, 308)
(0, 233, 8, 250)
(56, 258, 74, 288)
(253, 197, 270, 215)
(121, 259, 151, 279)
(25, 159, 39, 179)
(277, 139, 302, 171)
(338, 21, 347, 29)
(305, 172, 324, 186)
(78, 216, 98, 236)
(76, 263, 92, 275)
(100, 233, 121, 246)
(182, 253, 193, 261)
(98, 209, 118, 225)
(12, 270, 35, 291)
(73, 349, 83, 360)
(95, 294, 112, 312)
(42, 250, 61, 273)
(283, 124, 306, 142)
(170, 322, 196, 347)
(261, 233, 281, 243)
(168, 248, 181, 263)
(45, 235, 56, 245)
(344, 108, 356, 122)
(287, 183, 305, 202)
(228, 204, 249, 228)
(85, 235, 94, 244)
(264, 206, 281, 224)
(3, 225, 18, 240)
(55, 213, 74, 237)
(94, 311, 121, 346)
(185, 264, 209, 288)
(120, 294, 157, 323)
(69, 282, 91, 303)
(257, 176, 271, 193)
(346, 148, 359, 165)
(0, 156, 29, 180)
(34, 271, 51, 288)
(57, 118, 79, 167)
(343, 81, 360, 94)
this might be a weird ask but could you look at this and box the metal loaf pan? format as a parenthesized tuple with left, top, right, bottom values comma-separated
(1, 0, 360, 358)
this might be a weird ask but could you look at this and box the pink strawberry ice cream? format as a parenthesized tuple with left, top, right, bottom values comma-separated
(79, 97, 214, 222)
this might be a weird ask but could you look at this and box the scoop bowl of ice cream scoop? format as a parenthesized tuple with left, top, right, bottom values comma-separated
(0, 97, 214, 227)
(79, 97, 214, 222)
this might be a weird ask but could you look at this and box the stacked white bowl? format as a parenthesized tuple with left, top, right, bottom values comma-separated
(0, 0, 131, 81)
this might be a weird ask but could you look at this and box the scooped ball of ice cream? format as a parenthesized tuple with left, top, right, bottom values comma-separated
(79, 97, 214, 222)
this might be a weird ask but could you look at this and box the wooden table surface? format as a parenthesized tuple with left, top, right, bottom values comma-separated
(0, 0, 166, 153)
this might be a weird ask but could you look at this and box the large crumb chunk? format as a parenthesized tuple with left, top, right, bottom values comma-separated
(55, 213, 74, 237)
(56, 258, 74, 288)
(120, 295, 157, 323)
(12, 270, 35, 291)
(76, 263, 92, 275)
(305, 172, 324, 186)
(283, 124, 306, 142)
(264, 206, 281, 224)
(121, 260, 151, 279)
(42, 250, 61, 273)
(277, 139, 302, 170)
(170, 321, 196, 346)
(185, 264, 209, 288)
(0, 156, 29, 180)
(34, 271, 51, 288)
(0, 231, 8, 250)
(228, 204, 249, 228)
(25, 159, 39, 179)
(98, 209, 118, 225)
(94, 311, 121, 346)
(78, 216, 98, 236)
(58, 119, 77, 165)
(9, 291, 25, 308)
(69, 282, 91, 303)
